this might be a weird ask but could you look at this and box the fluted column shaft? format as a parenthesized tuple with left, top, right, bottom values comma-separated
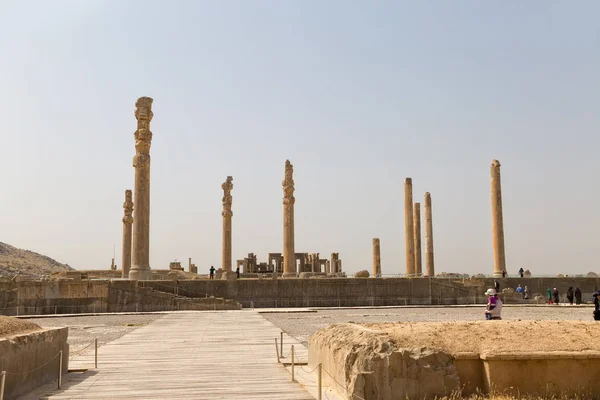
(282, 160, 296, 276)
(404, 178, 415, 276)
(490, 160, 506, 277)
(414, 202, 422, 276)
(221, 176, 234, 272)
(372, 238, 381, 277)
(121, 190, 133, 278)
(424, 192, 435, 277)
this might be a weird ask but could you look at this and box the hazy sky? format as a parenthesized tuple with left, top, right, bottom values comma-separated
(1, 1, 598, 276)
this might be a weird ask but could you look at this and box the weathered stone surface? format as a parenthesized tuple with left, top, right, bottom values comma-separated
(282, 160, 296, 277)
(404, 178, 415, 276)
(424, 192, 435, 277)
(490, 159, 506, 278)
(121, 190, 134, 278)
(130, 97, 154, 281)
(413, 202, 422, 276)
(372, 238, 381, 277)
(221, 270, 237, 281)
(355, 270, 370, 278)
(221, 176, 233, 272)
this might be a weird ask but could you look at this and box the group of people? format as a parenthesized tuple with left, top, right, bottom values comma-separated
(546, 287, 582, 305)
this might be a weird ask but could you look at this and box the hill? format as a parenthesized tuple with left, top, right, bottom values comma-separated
(0, 241, 73, 278)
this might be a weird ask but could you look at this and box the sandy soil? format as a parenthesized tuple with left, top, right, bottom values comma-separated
(0, 316, 42, 338)
(368, 320, 600, 355)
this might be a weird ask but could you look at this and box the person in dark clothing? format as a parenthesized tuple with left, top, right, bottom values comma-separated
(209, 265, 215, 280)
(502, 270, 507, 278)
(566, 287, 574, 305)
(547, 288, 553, 304)
(518, 267, 524, 278)
(236, 266, 240, 279)
(494, 280, 500, 293)
(575, 287, 582, 305)
(593, 291, 600, 321)
(552, 288, 559, 305)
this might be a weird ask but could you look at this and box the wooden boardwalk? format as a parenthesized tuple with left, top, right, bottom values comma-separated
(39, 311, 313, 399)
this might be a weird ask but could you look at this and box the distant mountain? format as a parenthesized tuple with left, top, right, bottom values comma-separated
(0, 242, 73, 277)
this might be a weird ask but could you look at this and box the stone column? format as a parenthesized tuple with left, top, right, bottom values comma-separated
(491, 159, 506, 277)
(414, 202, 422, 276)
(221, 176, 234, 277)
(372, 238, 381, 277)
(121, 190, 133, 278)
(129, 97, 154, 281)
(282, 160, 296, 277)
(424, 192, 435, 277)
(404, 178, 415, 276)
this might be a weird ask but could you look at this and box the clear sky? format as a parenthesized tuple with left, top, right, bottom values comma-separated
(0, 1, 598, 276)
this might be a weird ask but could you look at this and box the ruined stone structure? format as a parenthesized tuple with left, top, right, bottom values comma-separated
(414, 202, 422, 276)
(372, 238, 381, 277)
(282, 160, 296, 277)
(238, 252, 338, 274)
(221, 176, 234, 277)
(129, 97, 154, 281)
(121, 189, 133, 278)
(188, 258, 198, 274)
(330, 253, 342, 273)
(490, 160, 506, 277)
(110, 258, 116, 271)
(169, 261, 183, 271)
(404, 178, 415, 276)
(424, 192, 435, 277)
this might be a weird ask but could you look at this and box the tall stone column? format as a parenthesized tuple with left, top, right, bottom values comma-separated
(413, 202, 422, 276)
(372, 238, 381, 277)
(282, 160, 296, 277)
(129, 97, 154, 281)
(424, 192, 435, 277)
(404, 178, 415, 276)
(221, 176, 234, 274)
(490, 159, 506, 277)
(121, 190, 134, 278)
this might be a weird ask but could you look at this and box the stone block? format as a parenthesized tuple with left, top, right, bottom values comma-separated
(355, 270, 370, 278)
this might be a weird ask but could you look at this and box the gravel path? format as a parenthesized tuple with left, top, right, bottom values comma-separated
(27, 314, 165, 357)
(262, 305, 595, 346)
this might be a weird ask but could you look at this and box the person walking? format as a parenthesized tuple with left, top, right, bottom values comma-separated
(236, 266, 240, 279)
(502, 270, 507, 278)
(485, 288, 502, 320)
(518, 267, 524, 278)
(547, 288, 553, 304)
(494, 280, 501, 293)
(552, 288, 560, 305)
(567, 287, 574, 305)
(575, 287, 582, 305)
(523, 285, 530, 300)
(209, 265, 215, 280)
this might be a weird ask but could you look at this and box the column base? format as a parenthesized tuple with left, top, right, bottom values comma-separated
(129, 266, 152, 281)
(282, 272, 297, 278)
(221, 271, 237, 281)
(493, 272, 503, 278)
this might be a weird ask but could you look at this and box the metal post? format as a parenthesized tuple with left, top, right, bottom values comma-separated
(58, 350, 63, 389)
(94, 338, 98, 368)
(0, 371, 6, 400)
(291, 345, 295, 382)
(317, 363, 322, 400)
(280, 332, 283, 356)
(275, 338, 280, 363)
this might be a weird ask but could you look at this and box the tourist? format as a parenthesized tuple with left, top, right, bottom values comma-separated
(494, 280, 500, 293)
(209, 265, 215, 280)
(567, 287, 574, 305)
(552, 288, 559, 305)
(236, 266, 240, 279)
(575, 287, 582, 305)
(516, 284, 523, 294)
(502, 270, 507, 278)
(593, 291, 600, 321)
(546, 288, 553, 304)
(523, 285, 530, 299)
(485, 288, 502, 320)
(518, 267, 524, 278)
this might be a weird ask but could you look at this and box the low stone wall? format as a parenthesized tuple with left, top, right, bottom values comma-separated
(0, 328, 69, 400)
(309, 323, 600, 399)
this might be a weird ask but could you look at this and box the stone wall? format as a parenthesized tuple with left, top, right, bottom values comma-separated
(0, 327, 69, 400)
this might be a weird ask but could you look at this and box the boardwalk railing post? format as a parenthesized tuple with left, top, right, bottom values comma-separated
(95, 338, 98, 368)
(318, 363, 322, 400)
(275, 338, 280, 363)
(280, 332, 283, 356)
(0, 371, 6, 400)
(58, 350, 63, 389)
(291, 345, 295, 382)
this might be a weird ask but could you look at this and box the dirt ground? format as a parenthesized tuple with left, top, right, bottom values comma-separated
(0, 316, 41, 338)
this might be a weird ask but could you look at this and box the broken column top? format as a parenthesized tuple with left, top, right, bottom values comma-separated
(405, 177, 412, 184)
(135, 97, 154, 120)
(491, 159, 501, 167)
